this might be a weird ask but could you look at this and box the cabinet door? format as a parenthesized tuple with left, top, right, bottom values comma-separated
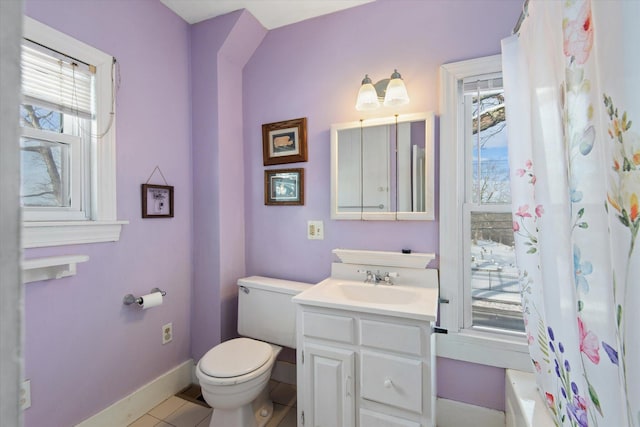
(303, 343, 355, 427)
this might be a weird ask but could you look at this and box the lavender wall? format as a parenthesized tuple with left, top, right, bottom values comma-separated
(242, 0, 521, 412)
(190, 11, 235, 364)
(437, 357, 506, 410)
(19, 1, 522, 424)
(23, 1, 192, 425)
(242, 0, 521, 283)
(190, 10, 267, 360)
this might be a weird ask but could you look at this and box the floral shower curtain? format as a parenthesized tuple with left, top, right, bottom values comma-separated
(501, 1, 639, 426)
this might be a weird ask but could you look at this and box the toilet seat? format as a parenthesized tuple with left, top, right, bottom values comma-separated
(199, 338, 272, 379)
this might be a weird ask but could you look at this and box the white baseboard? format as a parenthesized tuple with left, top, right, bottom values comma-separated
(436, 398, 505, 427)
(75, 360, 193, 427)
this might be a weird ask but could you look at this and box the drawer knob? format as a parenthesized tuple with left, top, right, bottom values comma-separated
(384, 378, 393, 388)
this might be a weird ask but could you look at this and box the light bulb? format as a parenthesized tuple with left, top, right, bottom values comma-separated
(355, 74, 380, 111)
(383, 69, 409, 107)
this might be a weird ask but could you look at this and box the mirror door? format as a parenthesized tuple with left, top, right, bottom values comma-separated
(331, 112, 435, 220)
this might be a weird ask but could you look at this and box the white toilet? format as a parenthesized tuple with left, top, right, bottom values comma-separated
(196, 276, 310, 427)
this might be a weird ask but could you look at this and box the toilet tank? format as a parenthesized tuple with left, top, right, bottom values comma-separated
(237, 276, 311, 349)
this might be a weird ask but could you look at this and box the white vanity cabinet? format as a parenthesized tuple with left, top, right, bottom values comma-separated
(296, 306, 435, 427)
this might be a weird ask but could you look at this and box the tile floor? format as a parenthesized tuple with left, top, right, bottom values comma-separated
(128, 380, 297, 427)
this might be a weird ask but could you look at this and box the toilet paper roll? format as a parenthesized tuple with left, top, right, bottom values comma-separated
(138, 292, 163, 309)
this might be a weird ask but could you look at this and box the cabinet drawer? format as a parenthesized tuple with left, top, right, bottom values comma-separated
(303, 311, 354, 343)
(360, 408, 421, 427)
(360, 319, 422, 356)
(361, 351, 422, 413)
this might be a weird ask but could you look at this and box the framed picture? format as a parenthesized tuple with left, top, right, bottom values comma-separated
(141, 184, 174, 218)
(262, 117, 308, 165)
(264, 168, 304, 206)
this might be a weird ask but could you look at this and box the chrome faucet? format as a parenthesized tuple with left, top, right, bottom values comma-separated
(358, 269, 398, 285)
(383, 271, 399, 284)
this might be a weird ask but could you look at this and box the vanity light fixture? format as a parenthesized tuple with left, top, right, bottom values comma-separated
(383, 69, 410, 107)
(355, 69, 410, 111)
(355, 74, 379, 111)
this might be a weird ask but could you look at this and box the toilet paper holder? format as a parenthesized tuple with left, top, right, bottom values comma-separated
(123, 288, 167, 306)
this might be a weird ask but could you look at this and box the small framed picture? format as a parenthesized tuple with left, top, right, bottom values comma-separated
(262, 117, 308, 165)
(141, 184, 174, 218)
(264, 168, 304, 206)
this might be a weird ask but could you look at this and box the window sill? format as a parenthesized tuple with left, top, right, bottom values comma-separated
(22, 255, 89, 283)
(22, 220, 128, 248)
(436, 329, 533, 372)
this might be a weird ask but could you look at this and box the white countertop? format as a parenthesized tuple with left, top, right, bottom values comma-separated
(293, 277, 438, 322)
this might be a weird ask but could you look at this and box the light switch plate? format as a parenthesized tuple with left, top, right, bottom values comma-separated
(307, 220, 324, 240)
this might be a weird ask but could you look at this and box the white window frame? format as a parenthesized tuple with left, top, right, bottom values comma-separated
(22, 17, 126, 248)
(20, 126, 84, 220)
(438, 54, 531, 371)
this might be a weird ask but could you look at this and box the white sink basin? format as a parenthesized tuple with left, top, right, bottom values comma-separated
(336, 282, 416, 305)
(293, 278, 438, 321)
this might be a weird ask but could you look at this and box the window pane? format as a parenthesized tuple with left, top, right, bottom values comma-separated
(470, 211, 524, 332)
(20, 137, 70, 207)
(470, 91, 511, 204)
(20, 104, 63, 133)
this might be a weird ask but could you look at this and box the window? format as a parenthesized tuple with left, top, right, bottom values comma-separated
(21, 17, 125, 248)
(439, 55, 529, 370)
(21, 41, 92, 220)
(463, 75, 524, 333)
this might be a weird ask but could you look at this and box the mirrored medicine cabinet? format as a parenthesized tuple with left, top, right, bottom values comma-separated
(330, 112, 435, 220)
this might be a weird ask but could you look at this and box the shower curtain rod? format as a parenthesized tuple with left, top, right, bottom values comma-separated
(512, 0, 530, 34)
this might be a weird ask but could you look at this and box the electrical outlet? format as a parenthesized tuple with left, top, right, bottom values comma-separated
(20, 380, 31, 410)
(162, 322, 173, 344)
(307, 220, 324, 240)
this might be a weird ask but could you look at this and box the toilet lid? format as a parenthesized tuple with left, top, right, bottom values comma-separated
(199, 337, 272, 378)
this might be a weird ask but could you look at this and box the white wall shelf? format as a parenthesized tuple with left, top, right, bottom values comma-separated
(22, 255, 89, 283)
(22, 221, 127, 248)
(332, 248, 436, 268)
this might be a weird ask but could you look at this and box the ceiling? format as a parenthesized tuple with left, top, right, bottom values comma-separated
(159, 0, 375, 29)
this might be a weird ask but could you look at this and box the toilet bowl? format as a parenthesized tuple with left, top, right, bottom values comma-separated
(195, 276, 311, 427)
(196, 338, 282, 427)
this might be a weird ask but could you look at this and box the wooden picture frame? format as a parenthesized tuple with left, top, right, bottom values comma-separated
(262, 117, 308, 165)
(264, 168, 304, 206)
(141, 184, 174, 218)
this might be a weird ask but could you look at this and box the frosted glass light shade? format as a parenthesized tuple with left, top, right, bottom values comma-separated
(383, 69, 410, 107)
(355, 74, 380, 111)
